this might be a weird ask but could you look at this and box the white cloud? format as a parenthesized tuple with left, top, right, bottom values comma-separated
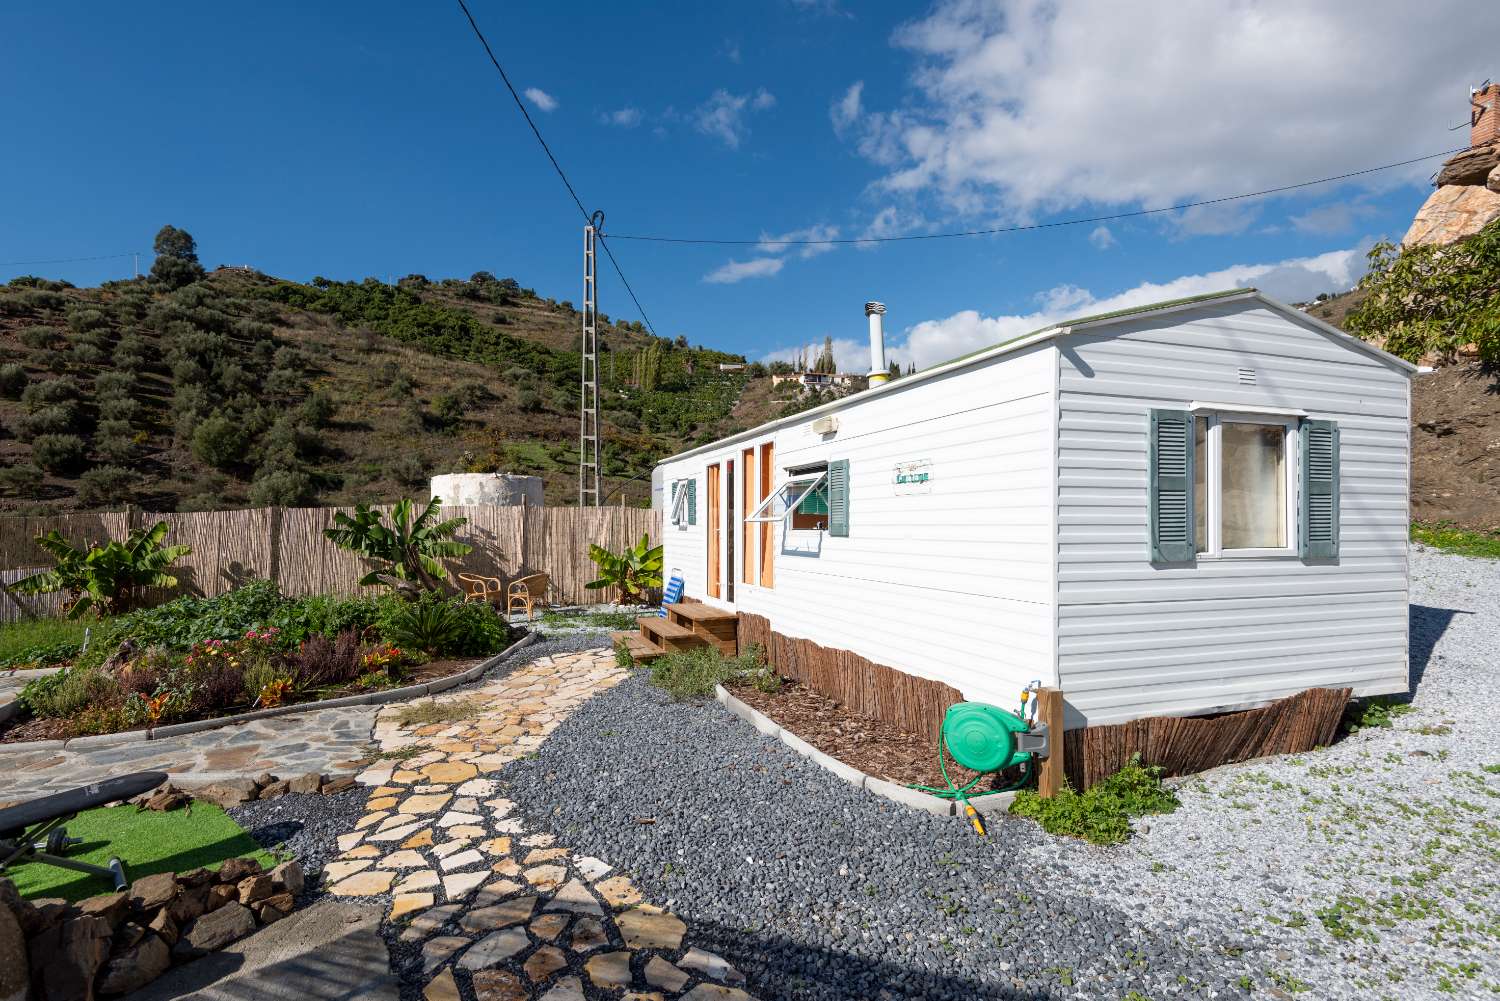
(1088, 225, 1116, 250)
(703, 257, 786, 284)
(523, 87, 558, 113)
(601, 107, 642, 128)
(694, 88, 777, 148)
(756, 223, 840, 260)
(763, 243, 1369, 370)
(839, 0, 1492, 220)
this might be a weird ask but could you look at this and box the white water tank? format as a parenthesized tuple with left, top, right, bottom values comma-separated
(429, 473, 544, 507)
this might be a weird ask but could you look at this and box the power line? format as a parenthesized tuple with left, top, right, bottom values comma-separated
(453, 0, 658, 336)
(0, 251, 140, 268)
(607, 146, 1474, 247)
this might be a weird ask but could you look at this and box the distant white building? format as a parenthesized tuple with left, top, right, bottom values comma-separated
(770, 370, 859, 390)
(653, 289, 1414, 729)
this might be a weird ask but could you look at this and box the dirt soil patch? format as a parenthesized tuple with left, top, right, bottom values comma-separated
(1412, 363, 1500, 532)
(726, 679, 1022, 794)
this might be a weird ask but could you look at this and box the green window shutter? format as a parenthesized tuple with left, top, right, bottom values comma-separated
(1148, 409, 1195, 562)
(686, 477, 697, 525)
(827, 459, 850, 537)
(1300, 419, 1340, 559)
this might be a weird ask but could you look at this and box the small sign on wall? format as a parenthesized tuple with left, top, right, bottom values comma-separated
(893, 459, 933, 494)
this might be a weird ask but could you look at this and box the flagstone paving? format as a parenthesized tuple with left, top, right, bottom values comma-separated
(0, 704, 380, 804)
(335, 649, 762, 1001)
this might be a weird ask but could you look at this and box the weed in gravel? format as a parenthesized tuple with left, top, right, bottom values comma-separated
(373, 745, 423, 762)
(1343, 696, 1416, 732)
(612, 638, 634, 669)
(1010, 753, 1179, 845)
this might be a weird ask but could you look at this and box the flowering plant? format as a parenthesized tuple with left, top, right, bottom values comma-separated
(361, 643, 405, 680)
(256, 676, 295, 708)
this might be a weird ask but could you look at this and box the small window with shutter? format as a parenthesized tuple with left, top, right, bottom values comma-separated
(1300, 419, 1340, 559)
(744, 459, 848, 538)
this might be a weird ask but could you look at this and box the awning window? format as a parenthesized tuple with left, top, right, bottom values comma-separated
(744, 470, 828, 524)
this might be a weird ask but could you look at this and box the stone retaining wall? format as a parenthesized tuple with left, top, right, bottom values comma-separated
(0, 857, 304, 1001)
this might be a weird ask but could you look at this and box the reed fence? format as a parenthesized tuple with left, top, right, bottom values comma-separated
(0, 503, 660, 622)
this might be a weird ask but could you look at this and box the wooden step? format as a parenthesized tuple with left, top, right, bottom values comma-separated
(665, 603, 738, 656)
(665, 602, 737, 623)
(611, 630, 665, 663)
(637, 616, 709, 652)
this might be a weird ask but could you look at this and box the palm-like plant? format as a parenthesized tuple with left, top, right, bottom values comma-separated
(585, 533, 664, 604)
(13, 520, 192, 618)
(324, 497, 472, 593)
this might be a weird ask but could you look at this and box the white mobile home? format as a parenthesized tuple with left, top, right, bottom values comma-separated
(651, 289, 1414, 729)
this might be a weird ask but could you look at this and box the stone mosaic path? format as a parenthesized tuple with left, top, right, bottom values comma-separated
(0, 705, 379, 804)
(331, 650, 761, 1001)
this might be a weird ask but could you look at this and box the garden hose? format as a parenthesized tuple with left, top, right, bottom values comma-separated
(909, 692, 1042, 834)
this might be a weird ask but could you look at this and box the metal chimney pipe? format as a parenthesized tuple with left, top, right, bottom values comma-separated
(865, 301, 889, 386)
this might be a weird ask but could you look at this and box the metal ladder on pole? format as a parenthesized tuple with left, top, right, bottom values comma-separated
(579, 214, 603, 507)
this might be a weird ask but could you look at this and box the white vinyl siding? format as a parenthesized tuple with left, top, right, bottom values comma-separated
(1055, 301, 1410, 725)
(659, 343, 1059, 707)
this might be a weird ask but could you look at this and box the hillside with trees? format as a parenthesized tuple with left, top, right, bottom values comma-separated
(0, 225, 757, 512)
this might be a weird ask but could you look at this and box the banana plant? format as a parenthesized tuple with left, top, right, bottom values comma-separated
(585, 532, 664, 603)
(13, 520, 192, 617)
(324, 497, 472, 593)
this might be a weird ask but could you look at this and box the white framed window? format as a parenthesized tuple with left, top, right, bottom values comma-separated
(744, 466, 828, 529)
(668, 478, 695, 529)
(1192, 412, 1298, 558)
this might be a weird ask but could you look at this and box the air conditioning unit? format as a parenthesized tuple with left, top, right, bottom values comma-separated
(811, 416, 839, 436)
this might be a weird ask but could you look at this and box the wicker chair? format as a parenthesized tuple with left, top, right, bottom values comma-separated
(457, 572, 505, 608)
(507, 572, 550, 621)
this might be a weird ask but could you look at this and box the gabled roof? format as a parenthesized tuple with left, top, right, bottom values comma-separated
(658, 287, 1414, 467)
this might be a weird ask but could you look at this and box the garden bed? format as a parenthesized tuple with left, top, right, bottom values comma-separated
(725, 678, 1019, 794)
(0, 580, 514, 741)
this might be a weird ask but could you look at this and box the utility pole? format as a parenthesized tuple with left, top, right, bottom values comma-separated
(132, 253, 139, 279)
(578, 211, 603, 507)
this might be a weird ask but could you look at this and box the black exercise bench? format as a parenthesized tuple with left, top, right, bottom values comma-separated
(0, 771, 168, 891)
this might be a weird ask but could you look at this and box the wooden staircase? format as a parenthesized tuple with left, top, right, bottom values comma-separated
(611, 602, 739, 664)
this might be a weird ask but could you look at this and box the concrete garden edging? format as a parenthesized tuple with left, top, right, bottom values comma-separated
(2, 631, 538, 751)
(713, 684, 1019, 818)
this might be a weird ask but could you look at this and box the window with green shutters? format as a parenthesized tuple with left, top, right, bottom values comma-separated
(1299, 419, 1340, 559)
(686, 477, 697, 525)
(1154, 407, 1330, 562)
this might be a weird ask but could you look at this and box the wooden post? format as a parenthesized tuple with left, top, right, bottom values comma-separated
(1037, 687, 1065, 799)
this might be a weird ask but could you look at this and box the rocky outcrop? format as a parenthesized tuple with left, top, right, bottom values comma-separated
(1490, 164, 1500, 194)
(0, 861, 304, 1000)
(1403, 180, 1500, 248)
(1434, 143, 1500, 186)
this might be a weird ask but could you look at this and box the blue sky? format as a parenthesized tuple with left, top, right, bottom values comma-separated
(2, 1, 1495, 369)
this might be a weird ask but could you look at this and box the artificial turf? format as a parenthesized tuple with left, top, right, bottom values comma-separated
(6, 801, 280, 901)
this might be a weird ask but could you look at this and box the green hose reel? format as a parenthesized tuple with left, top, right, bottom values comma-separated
(911, 696, 1051, 826)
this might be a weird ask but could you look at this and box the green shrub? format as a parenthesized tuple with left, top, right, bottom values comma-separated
(613, 637, 634, 669)
(95, 423, 137, 464)
(97, 396, 139, 423)
(648, 645, 772, 701)
(1009, 754, 1179, 845)
(70, 342, 106, 365)
(299, 392, 335, 428)
(21, 667, 122, 719)
(18, 404, 81, 440)
(67, 307, 109, 334)
(31, 433, 87, 473)
(20, 377, 81, 408)
(375, 593, 509, 657)
(190, 412, 248, 468)
(0, 464, 44, 498)
(0, 364, 28, 398)
(76, 466, 136, 508)
(19, 326, 59, 350)
(94, 371, 134, 397)
(249, 468, 312, 506)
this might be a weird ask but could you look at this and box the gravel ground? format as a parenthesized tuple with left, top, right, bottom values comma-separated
(497, 547, 1500, 1001)
(481, 628, 612, 681)
(229, 786, 371, 882)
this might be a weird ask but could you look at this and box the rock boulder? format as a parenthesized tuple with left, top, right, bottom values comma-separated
(1435, 143, 1500, 187)
(1403, 183, 1500, 247)
(97, 931, 171, 996)
(28, 914, 111, 1001)
(0, 897, 26, 1001)
(173, 901, 256, 959)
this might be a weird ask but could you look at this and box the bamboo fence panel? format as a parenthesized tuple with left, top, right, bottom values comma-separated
(1061, 686, 1352, 791)
(0, 504, 661, 622)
